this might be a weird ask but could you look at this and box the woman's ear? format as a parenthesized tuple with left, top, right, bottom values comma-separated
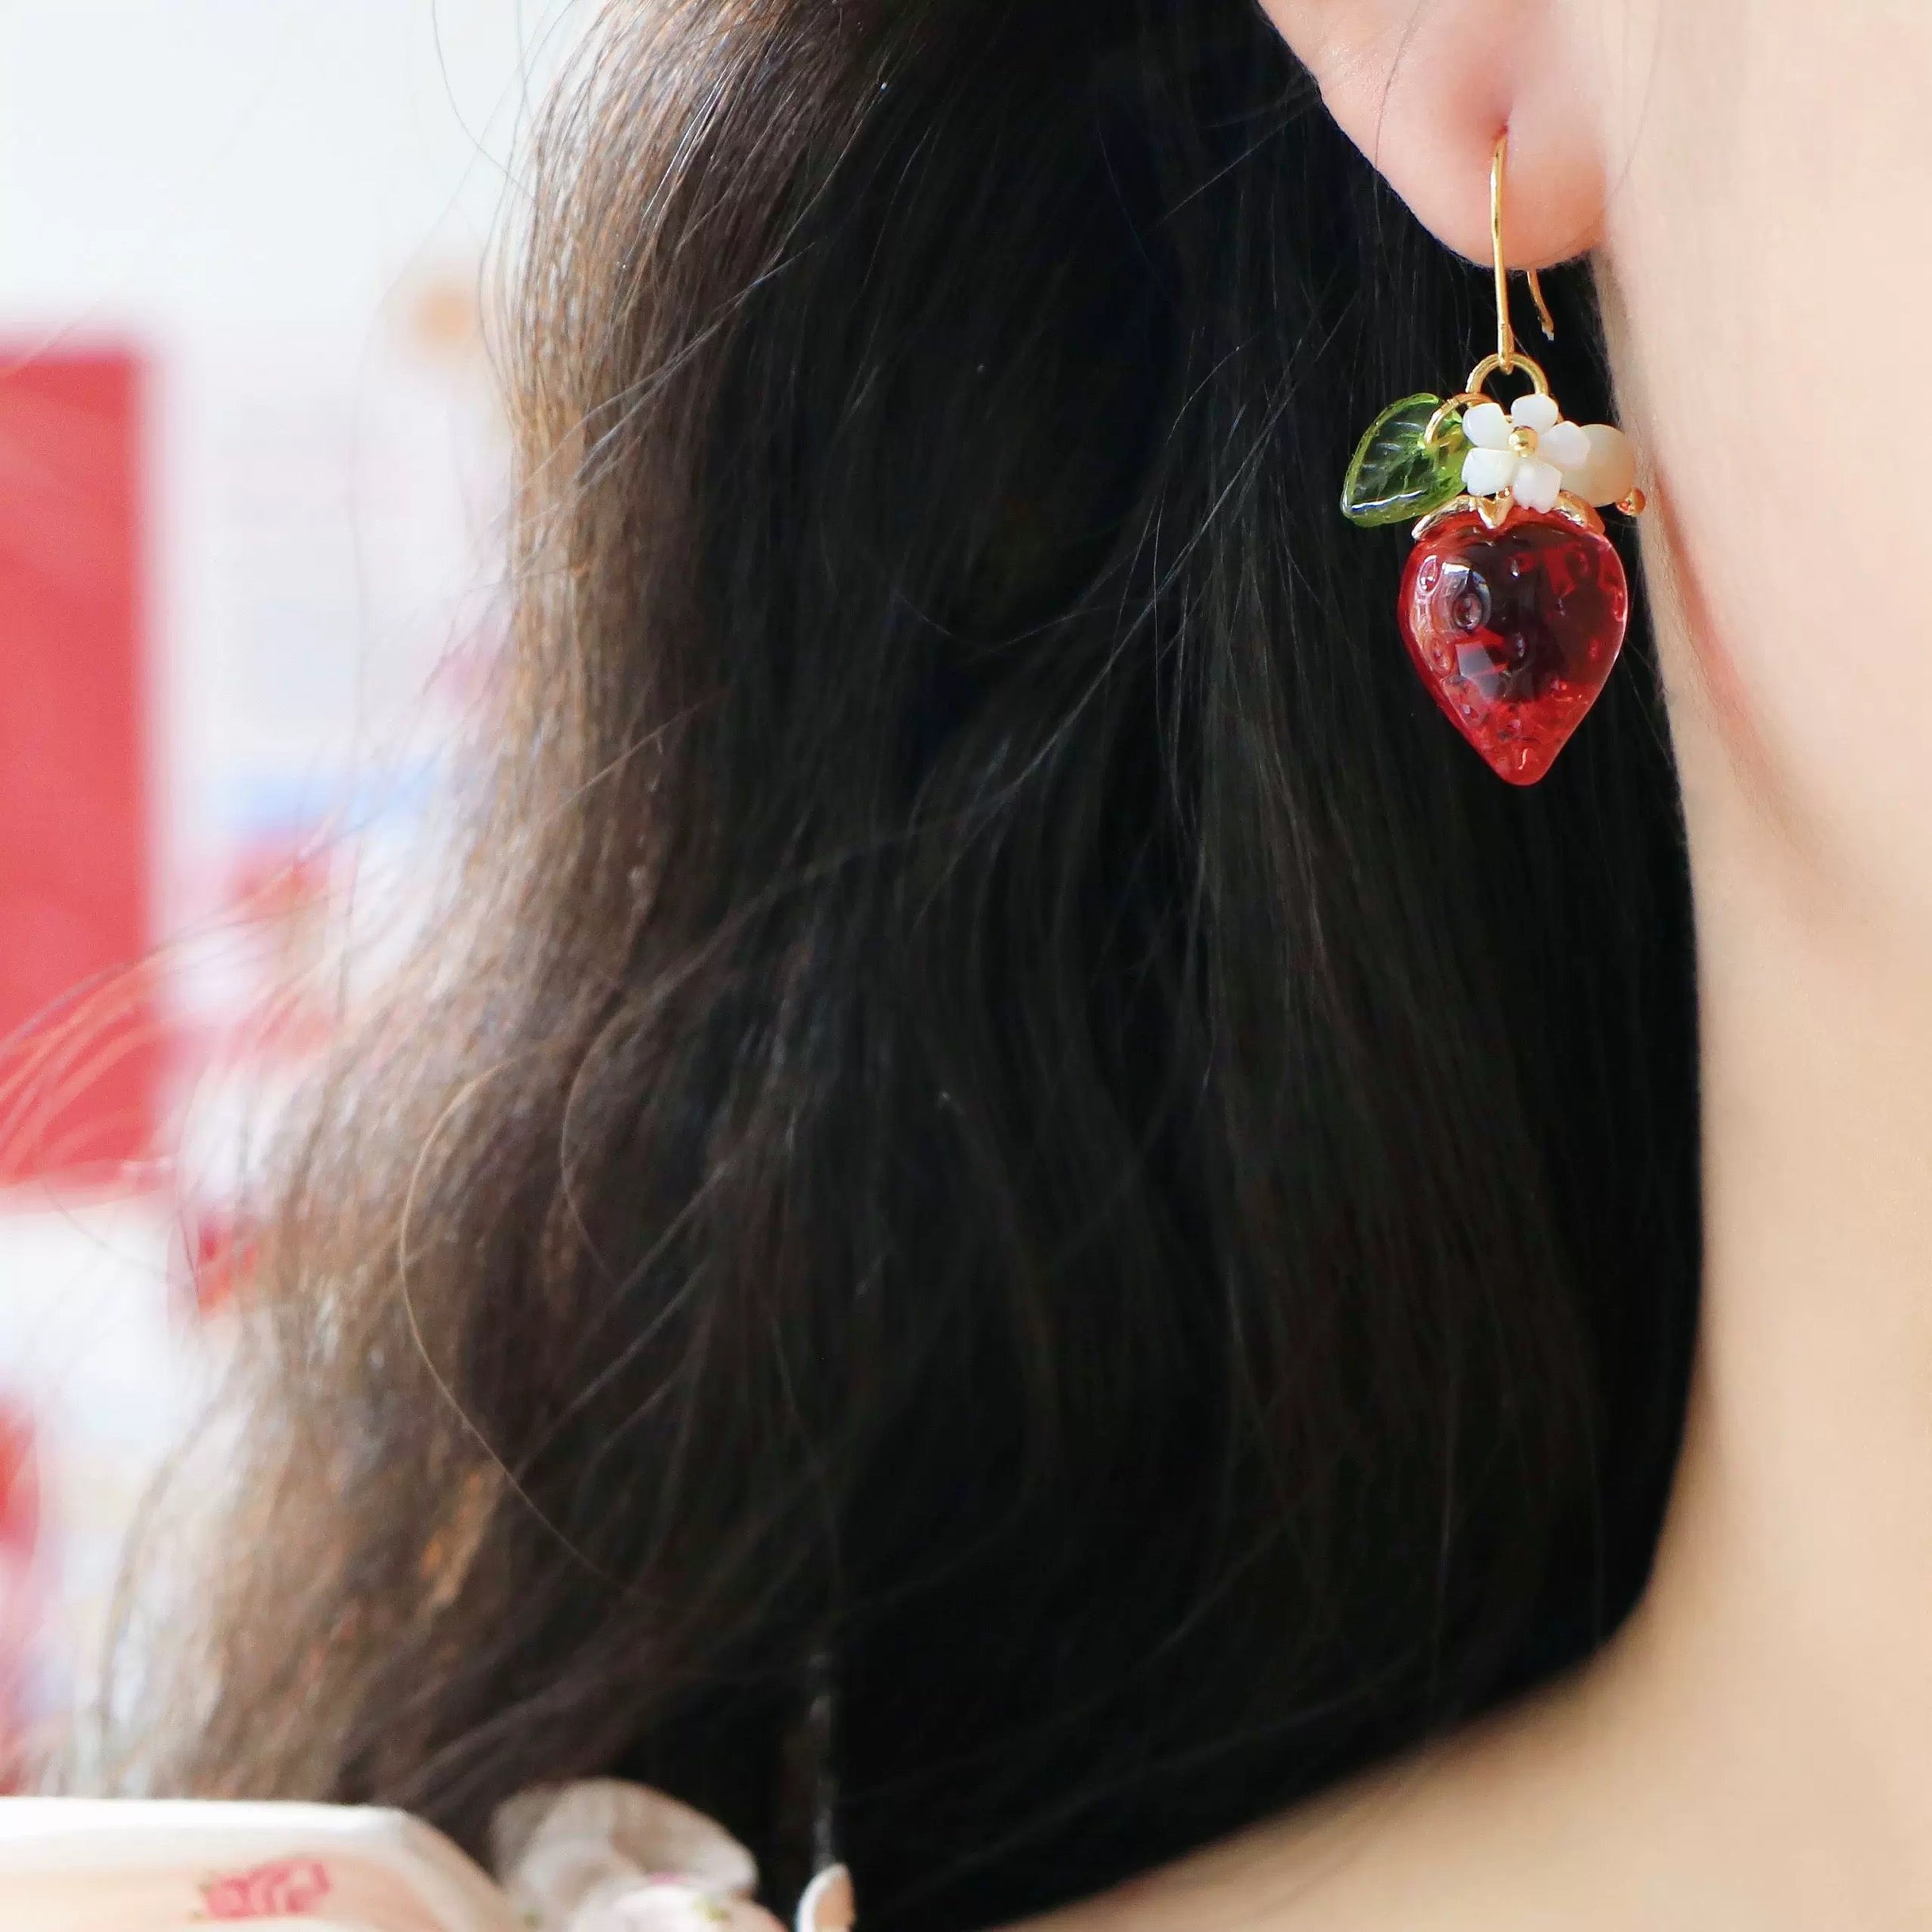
(1257, 0, 1608, 271)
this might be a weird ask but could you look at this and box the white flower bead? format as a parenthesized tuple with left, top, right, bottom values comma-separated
(1536, 419, 1591, 472)
(1511, 455, 1564, 514)
(1461, 443, 1518, 498)
(1508, 392, 1561, 433)
(1461, 401, 1511, 451)
(1461, 394, 1624, 514)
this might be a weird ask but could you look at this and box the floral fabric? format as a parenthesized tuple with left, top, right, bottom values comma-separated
(0, 1783, 855, 1932)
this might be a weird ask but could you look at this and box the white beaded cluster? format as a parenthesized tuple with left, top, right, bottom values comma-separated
(1461, 394, 1635, 514)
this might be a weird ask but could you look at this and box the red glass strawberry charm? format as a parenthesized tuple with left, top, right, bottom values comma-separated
(1399, 508, 1628, 786)
(1338, 135, 1647, 785)
(1342, 374, 1645, 783)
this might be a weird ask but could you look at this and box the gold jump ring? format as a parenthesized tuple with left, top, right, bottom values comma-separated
(1423, 392, 1489, 448)
(1463, 351, 1551, 399)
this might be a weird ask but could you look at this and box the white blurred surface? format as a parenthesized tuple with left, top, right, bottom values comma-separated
(0, 0, 597, 1730)
(0, 1, 593, 334)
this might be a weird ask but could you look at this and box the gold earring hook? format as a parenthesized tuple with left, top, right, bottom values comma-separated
(1491, 132, 1556, 368)
(1421, 129, 1564, 445)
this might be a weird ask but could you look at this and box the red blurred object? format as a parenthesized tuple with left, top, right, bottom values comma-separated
(1399, 509, 1628, 785)
(202, 1858, 333, 1920)
(221, 841, 339, 1060)
(186, 1207, 260, 1320)
(0, 1407, 40, 1561)
(0, 350, 156, 1184)
(0, 1401, 40, 1791)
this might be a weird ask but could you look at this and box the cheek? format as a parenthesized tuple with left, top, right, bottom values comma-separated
(1607, 2, 1932, 918)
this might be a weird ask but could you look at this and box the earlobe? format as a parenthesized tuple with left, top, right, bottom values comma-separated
(1257, 0, 1607, 270)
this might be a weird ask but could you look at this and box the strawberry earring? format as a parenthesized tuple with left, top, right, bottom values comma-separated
(1340, 134, 1645, 785)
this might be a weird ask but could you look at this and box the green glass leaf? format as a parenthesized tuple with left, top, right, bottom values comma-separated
(1340, 394, 1468, 529)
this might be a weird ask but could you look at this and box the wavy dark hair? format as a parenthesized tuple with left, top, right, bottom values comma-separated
(111, 2, 1699, 1927)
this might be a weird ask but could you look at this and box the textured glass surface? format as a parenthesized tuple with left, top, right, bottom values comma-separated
(1398, 511, 1629, 784)
(1341, 394, 1468, 528)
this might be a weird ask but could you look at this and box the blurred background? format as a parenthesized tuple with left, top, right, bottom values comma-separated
(0, 0, 593, 1772)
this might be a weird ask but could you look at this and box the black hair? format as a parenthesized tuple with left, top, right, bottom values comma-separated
(124, 3, 1699, 1929)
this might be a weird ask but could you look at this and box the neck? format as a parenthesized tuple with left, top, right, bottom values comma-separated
(1599, 620, 1932, 1919)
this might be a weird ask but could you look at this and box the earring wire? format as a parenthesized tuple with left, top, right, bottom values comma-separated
(1491, 132, 1557, 365)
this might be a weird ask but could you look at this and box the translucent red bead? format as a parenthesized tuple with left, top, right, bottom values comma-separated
(1398, 510, 1629, 785)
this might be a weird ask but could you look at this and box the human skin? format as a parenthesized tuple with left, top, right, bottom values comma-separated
(1014, 4, 1932, 1928)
